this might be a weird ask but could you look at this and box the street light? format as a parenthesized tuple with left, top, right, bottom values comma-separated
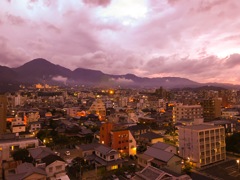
(237, 159, 239, 172)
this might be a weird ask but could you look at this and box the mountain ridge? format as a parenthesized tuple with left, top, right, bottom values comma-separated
(0, 58, 239, 91)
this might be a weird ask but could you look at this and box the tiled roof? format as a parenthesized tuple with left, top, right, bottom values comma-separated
(28, 147, 54, 159)
(144, 147, 174, 163)
(41, 154, 65, 166)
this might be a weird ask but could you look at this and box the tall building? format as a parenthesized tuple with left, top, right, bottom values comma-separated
(0, 95, 7, 134)
(178, 124, 226, 168)
(201, 98, 222, 121)
(172, 104, 203, 123)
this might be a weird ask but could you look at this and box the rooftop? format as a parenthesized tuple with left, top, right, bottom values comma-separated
(179, 124, 224, 131)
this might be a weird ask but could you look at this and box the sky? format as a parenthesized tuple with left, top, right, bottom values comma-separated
(0, 0, 240, 84)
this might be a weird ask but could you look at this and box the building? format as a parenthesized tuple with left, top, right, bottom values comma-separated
(0, 94, 7, 134)
(139, 132, 164, 146)
(221, 109, 239, 120)
(0, 137, 40, 162)
(89, 99, 106, 121)
(151, 142, 178, 154)
(137, 145, 182, 174)
(178, 124, 226, 168)
(76, 143, 100, 158)
(100, 122, 113, 146)
(6, 162, 47, 180)
(100, 123, 137, 156)
(201, 98, 222, 121)
(11, 116, 26, 133)
(41, 154, 67, 179)
(84, 144, 124, 172)
(207, 120, 236, 136)
(172, 104, 203, 123)
(110, 129, 137, 156)
(132, 165, 191, 180)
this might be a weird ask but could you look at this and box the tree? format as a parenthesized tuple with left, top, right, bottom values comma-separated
(226, 132, 240, 153)
(12, 148, 33, 163)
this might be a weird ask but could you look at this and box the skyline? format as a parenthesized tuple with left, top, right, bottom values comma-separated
(0, 0, 240, 84)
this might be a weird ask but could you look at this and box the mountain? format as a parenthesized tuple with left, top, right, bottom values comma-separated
(0, 58, 239, 90)
(14, 58, 72, 83)
(0, 65, 18, 82)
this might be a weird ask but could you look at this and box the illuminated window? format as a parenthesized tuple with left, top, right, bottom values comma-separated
(111, 165, 118, 170)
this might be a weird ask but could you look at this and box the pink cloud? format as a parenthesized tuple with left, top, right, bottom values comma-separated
(6, 13, 26, 25)
(83, 0, 111, 7)
(0, 0, 240, 84)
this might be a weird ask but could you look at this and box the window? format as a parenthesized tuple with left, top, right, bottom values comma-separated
(56, 165, 62, 171)
(110, 155, 115, 160)
(111, 165, 118, 170)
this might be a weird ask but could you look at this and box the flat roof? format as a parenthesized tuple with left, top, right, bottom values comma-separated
(179, 124, 224, 131)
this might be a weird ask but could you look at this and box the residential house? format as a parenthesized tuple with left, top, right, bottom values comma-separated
(132, 165, 191, 180)
(138, 145, 182, 174)
(41, 154, 67, 179)
(6, 162, 47, 180)
(151, 142, 178, 154)
(139, 132, 164, 145)
(28, 121, 41, 133)
(76, 143, 100, 158)
(85, 144, 124, 171)
(28, 147, 54, 167)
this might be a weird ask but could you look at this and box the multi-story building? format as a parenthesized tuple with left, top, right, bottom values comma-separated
(201, 98, 222, 121)
(11, 116, 26, 133)
(221, 109, 239, 119)
(172, 104, 203, 123)
(0, 94, 7, 134)
(100, 123, 137, 156)
(89, 99, 106, 121)
(178, 124, 226, 168)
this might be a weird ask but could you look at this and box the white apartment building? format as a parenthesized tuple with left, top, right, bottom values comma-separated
(173, 104, 203, 123)
(179, 124, 226, 168)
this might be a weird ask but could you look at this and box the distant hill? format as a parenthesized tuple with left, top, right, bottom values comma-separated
(0, 58, 239, 91)
(13, 58, 72, 83)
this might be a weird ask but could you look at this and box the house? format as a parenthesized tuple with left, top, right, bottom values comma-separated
(132, 165, 191, 180)
(138, 145, 182, 174)
(28, 147, 54, 167)
(6, 162, 47, 180)
(94, 145, 123, 171)
(151, 142, 178, 154)
(139, 132, 164, 145)
(41, 154, 67, 179)
(76, 143, 100, 158)
(85, 144, 124, 171)
(28, 121, 41, 133)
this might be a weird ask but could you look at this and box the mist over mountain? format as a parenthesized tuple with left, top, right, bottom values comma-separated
(0, 58, 240, 91)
